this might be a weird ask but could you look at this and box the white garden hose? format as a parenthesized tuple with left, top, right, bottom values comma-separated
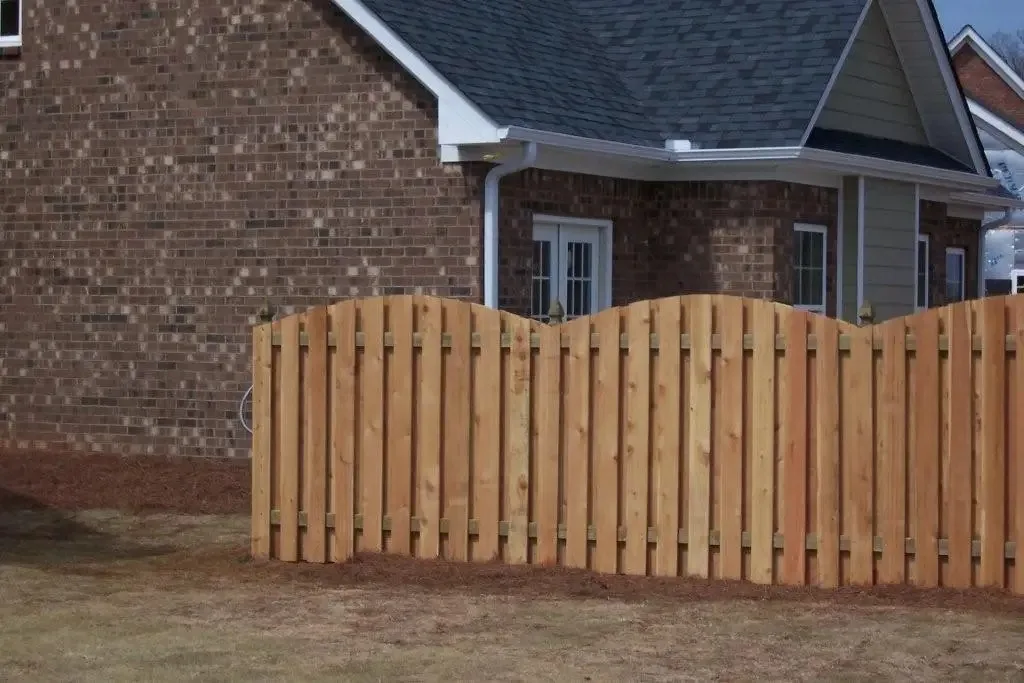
(238, 384, 254, 435)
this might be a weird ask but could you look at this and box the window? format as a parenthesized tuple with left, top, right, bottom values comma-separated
(945, 247, 966, 302)
(0, 0, 20, 48)
(530, 216, 611, 321)
(916, 235, 929, 310)
(793, 224, 827, 314)
(1013, 269, 1024, 295)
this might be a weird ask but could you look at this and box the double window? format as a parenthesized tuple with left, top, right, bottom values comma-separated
(793, 224, 827, 315)
(0, 0, 20, 48)
(530, 216, 612, 322)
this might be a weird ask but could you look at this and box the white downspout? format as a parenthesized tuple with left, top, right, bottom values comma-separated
(483, 142, 538, 309)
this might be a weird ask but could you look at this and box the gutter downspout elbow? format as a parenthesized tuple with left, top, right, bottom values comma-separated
(483, 142, 538, 309)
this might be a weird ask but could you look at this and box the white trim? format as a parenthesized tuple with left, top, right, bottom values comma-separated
(793, 223, 829, 314)
(945, 246, 967, 301)
(481, 128, 998, 190)
(967, 98, 1024, 155)
(949, 190, 1024, 211)
(532, 214, 614, 315)
(857, 176, 866, 312)
(948, 25, 1024, 102)
(836, 182, 845, 318)
(329, 0, 499, 145)
(799, 0, 875, 147)
(916, 233, 929, 311)
(1011, 268, 1024, 295)
(0, 0, 21, 48)
(913, 0, 989, 176)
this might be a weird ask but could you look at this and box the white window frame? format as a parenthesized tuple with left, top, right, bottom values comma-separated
(916, 234, 929, 311)
(1012, 268, 1024, 295)
(793, 223, 828, 315)
(530, 214, 612, 321)
(945, 247, 966, 302)
(0, 0, 21, 48)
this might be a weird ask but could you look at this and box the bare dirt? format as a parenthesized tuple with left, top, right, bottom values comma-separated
(2, 449, 1024, 681)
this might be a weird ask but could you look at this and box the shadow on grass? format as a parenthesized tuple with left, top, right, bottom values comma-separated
(0, 488, 179, 568)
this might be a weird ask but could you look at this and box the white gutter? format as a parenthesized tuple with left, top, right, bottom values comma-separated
(483, 142, 538, 309)
(494, 125, 999, 190)
(950, 191, 1024, 210)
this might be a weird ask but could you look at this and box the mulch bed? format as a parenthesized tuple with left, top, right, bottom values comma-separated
(3, 448, 1024, 614)
(0, 449, 249, 515)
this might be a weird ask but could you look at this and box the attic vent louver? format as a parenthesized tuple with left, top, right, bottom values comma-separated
(665, 139, 698, 152)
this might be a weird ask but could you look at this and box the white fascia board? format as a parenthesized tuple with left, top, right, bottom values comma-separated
(330, 0, 501, 145)
(913, 0, 989, 176)
(797, 147, 997, 190)
(949, 191, 1024, 210)
(498, 126, 674, 161)
(968, 99, 1024, 155)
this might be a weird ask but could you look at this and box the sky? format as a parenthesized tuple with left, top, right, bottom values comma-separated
(933, 0, 1024, 40)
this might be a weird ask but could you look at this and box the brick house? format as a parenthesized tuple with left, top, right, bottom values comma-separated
(948, 25, 1024, 295)
(1, 0, 1020, 458)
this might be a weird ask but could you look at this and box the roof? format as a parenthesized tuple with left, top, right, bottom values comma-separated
(806, 128, 974, 173)
(358, 0, 866, 149)
(948, 25, 1024, 102)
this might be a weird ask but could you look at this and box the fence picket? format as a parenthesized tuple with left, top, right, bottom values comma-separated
(687, 298, 713, 579)
(251, 323, 273, 559)
(848, 327, 875, 585)
(718, 296, 744, 581)
(1015, 303, 1024, 595)
(278, 313, 301, 562)
(652, 298, 681, 578)
(472, 307, 502, 562)
(535, 323, 561, 566)
(387, 297, 414, 556)
(564, 320, 592, 569)
(623, 302, 652, 575)
(877, 321, 907, 584)
(750, 303, 776, 585)
(417, 298, 443, 560)
(909, 310, 940, 586)
(360, 298, 386, 553)
(302, 307, 329, 563)
(946, 303, 973, 587)
(815, 316, 841, 588)
(980, 298, 1006, 587)
(780, 309, 808, 585)
(330, 302, 357, 562)
(444, 300, 472, 562)
(594, 310, 622, 574)
(505, 317, 532, 565)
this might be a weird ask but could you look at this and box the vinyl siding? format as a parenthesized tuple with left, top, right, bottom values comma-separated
(817, 1, 928, 145)
(862, 178, 917, 321)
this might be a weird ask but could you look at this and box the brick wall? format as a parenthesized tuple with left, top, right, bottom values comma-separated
(0, 0, 482, 457)
(919, 201, 981, 306)
(499, 175, 839, 317)
(952, 45, 1024, 129)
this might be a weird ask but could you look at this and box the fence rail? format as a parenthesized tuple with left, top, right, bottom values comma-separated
(251, 294, 1024, 593)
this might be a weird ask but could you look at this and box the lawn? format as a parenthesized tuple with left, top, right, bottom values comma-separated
(3, 506, 1024, 682)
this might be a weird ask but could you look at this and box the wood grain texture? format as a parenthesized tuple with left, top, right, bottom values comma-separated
(909, 310, 939, 587)
(651, 298, 681, 578)
(386, 297, 414, 556)
(749, 303, 776, 585)
(687, 298, 713, 579)
(443, 300, 472, 562)
(593, 309, 622, 574)
(302, 306, 329, 563)
(946, 303, 973, 588)
(780, 309, 808, 586)
(535, 323, 562, 566)
(330, 302, 357, 562)
(815, 316, 840, 588)
(360, 298, 385, 553)
(876, 321, 906, 585)
(278, 313, 301, 562)
(472, 307, 502, 562)
(506, 316, 532, 565)
(250, 323, 273, 559)
(417, 298, 443, 559)
(717, 296, 744, 581)
(979, 298, 1006, 587)
(623, 301, 652, 576)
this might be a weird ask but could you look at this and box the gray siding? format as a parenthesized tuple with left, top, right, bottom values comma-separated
(817, 1, 927, 145)
(862, 178, 917, 321)
(841, 176, 860, 322)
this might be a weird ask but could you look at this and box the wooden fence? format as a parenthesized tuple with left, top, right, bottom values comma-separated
(250, 294, 1024, 592)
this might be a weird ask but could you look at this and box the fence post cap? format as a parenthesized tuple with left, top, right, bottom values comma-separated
(548, 300, 565, 325)
(857, 301, 874, 326)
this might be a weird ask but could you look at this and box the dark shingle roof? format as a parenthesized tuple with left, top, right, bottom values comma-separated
(806, 128, 974, 173)
(359, 0, 866, 149)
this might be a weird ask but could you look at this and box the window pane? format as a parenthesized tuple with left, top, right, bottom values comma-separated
(564, 240, 594, 318)
(0, 0, 18, 37)
(530, 240, 552, 320)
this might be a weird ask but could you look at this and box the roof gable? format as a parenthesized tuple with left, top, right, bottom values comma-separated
(949, 26, 1024, 103)
(355, 0, 866, 149)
